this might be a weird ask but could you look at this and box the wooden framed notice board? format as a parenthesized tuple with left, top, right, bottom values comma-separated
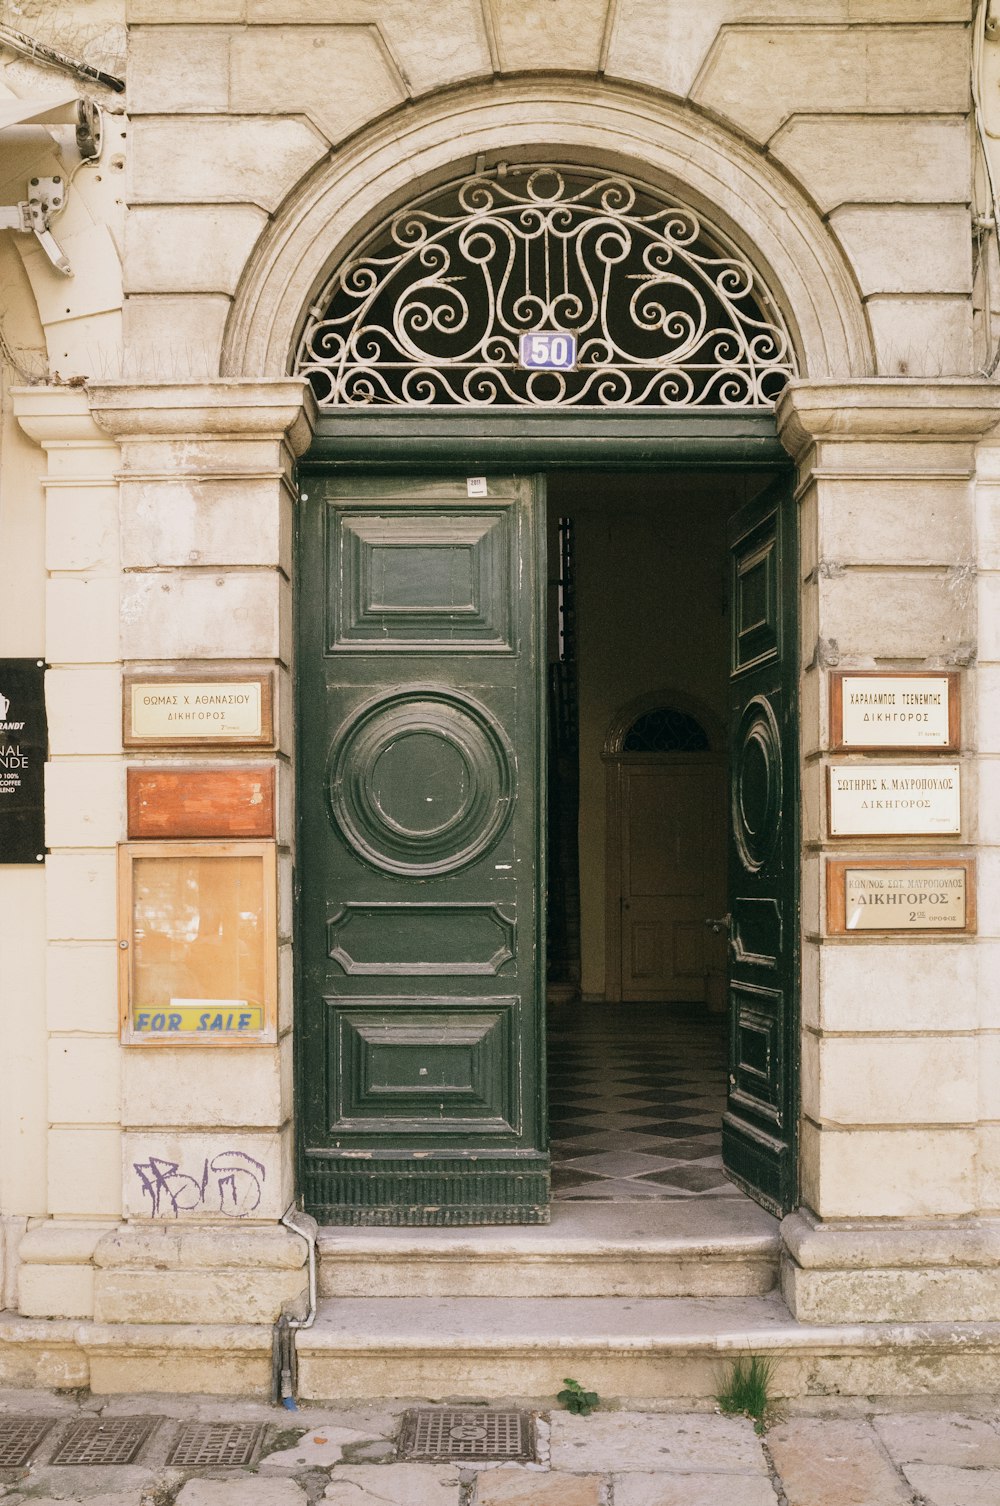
(118, 840, 277, 1045)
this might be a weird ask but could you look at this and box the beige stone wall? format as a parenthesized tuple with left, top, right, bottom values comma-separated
(0, 4, 125, 1308)
(0, 239, 48, 1279)
(9, 388, 125, 1319)
(124, 0, 978, 382)
(6, 0, 1000, 1337)
(780, 382, 999, 1236)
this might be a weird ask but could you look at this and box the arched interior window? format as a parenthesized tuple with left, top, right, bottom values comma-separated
(621, 706, 710, 754)
(294, 164, 796, 409)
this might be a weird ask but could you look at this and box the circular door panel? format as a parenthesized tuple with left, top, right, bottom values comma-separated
(327, 688, 515, 875)
(733, 694, 782, 873)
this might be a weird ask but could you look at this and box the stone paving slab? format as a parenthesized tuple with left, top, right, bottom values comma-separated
(767, 1417, 914, 1506)
(548, 1410, 767, 1472)
(473, 1467, 604, 1503)
(177, 1482, 308, 1506)
(12, 1496, 153, 1506)
(322, 1462, 462, 1503)
(3, 1392, 1000, 1505)
(1, 1465, 172, 1505)
(874, 1410, 1000, 1467)
(612, 1473, 779, 1506)
(903, 1463, 1000, 1506)
(260, 1424, 383, 1469)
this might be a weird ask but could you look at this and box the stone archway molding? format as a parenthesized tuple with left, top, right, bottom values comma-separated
(223, 78, 874, 386)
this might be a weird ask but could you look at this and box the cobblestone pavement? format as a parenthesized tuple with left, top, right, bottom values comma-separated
(1, 1391, 999, 1504)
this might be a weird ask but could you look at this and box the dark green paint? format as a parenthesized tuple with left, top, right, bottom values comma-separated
(306, 411, 787, 472)
(297, 416, 800, 1225)
(298, 474, 548, 1225)
(722, 477, 800, 1216)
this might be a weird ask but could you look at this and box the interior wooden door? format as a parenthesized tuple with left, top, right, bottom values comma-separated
(619, 758, 726, 1000)
(297, 474, 548, 1226)
(722, 476, 799, 1216)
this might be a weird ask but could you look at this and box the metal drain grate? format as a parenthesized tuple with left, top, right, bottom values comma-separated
(50, 1416, 158, 1467)
(166, 1421, 266, 1469)
(0, 1417, 57, 1468)
(399, 1408, 535, 1462)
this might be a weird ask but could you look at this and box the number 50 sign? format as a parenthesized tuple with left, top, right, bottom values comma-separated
(518, 331, 577, 370)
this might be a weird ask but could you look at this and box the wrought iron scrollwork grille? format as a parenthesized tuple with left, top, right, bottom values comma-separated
(294, 165, 797, 409)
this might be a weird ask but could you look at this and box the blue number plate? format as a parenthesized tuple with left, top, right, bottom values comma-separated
(518, 331, 577, 371)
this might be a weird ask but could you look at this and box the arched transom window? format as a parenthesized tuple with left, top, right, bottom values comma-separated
(293, 165, 797, 409)
(622, 707, 711, 754)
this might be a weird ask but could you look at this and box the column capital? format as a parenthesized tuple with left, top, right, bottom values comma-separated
(11, 386, 111, 448)
(85, 379, 317, 456)
(777, 379, 1000, 464)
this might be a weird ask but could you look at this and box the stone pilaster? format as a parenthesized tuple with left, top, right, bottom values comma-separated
(777, 378, 1000, 1322)
(11, 387, 126, 1319)
(76, 379, 316, 1331)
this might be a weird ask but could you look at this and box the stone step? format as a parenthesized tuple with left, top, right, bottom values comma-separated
(317, 1199, 781, 1299)
(296, 1291, 1000, 1402)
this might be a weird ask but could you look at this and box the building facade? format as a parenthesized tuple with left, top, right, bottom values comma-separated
(2, 0, 1000, 1397)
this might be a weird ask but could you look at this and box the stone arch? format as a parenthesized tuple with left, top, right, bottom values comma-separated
(224, 78, 873, 384)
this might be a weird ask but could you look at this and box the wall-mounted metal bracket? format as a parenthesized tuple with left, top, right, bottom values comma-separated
(0, 175, 71, 275)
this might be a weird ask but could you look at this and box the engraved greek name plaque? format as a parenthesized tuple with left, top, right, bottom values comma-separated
(827, 763, 961, 837)
(831, 671, 958, 751)
(826, 859, 975, 935)
(124, 672, 273, 748)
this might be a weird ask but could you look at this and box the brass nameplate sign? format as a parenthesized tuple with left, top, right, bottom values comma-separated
(831, 671, 959, 751)
(826, 859, 975, 935)
(124, 672, 273, 748)
(828, 763, 961, 837)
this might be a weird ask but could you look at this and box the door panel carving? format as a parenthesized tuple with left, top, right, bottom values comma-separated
(723, 480, 799, 1216)
(299, 475, 546, 1226)
(327, 689, 514, 875)
(329, 508, 515, 650)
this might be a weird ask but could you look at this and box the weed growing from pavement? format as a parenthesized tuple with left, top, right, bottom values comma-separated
(716, 1353, 775, 1433)
(557, 1378, 600, 1415)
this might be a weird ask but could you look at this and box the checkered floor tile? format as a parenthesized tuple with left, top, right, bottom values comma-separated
(548, 1003, 741, 1201)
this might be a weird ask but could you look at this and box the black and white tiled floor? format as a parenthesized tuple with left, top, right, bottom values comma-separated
(548, 1003, 741, 1200)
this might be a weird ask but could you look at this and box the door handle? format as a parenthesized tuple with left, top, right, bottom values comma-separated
(704, 913, 731, 935)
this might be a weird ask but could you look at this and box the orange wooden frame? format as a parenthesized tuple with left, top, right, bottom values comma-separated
(118, 840, 278, 1046)
(825, 856, 976, 936)
(829, 670, 960, 753)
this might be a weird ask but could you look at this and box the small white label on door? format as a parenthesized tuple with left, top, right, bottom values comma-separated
(467, 476, 488, 497)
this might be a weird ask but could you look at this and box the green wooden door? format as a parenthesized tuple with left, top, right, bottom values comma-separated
(723, 477, 799, 1216)
(298, 474, 548, 1225)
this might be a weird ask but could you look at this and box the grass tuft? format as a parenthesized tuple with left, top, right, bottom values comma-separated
(716, 1352, 774, 1433)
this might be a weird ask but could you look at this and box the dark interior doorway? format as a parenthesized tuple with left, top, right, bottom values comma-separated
(543, 471, 773, 1204)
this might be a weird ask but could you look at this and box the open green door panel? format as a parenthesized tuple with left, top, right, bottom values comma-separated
(297, 474, 548, 1225)
(723, 476, 799, 1216)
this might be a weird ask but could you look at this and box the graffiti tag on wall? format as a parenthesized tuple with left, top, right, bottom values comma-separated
(132, 1150, 265, 1218)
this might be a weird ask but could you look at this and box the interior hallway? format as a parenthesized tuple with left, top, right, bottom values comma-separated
(547, 1003, 741, 1201)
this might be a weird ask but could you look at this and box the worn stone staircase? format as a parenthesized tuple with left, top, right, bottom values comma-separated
(298, 1200, 1000, 1400)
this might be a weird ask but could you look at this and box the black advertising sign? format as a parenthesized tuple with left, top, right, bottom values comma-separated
(0, 659, 47, 864)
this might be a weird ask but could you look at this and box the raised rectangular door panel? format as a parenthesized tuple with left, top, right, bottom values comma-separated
(328, 1000, 519, 1133)
(329, 507, 514, 650)
(298, 474, 547, 1225)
